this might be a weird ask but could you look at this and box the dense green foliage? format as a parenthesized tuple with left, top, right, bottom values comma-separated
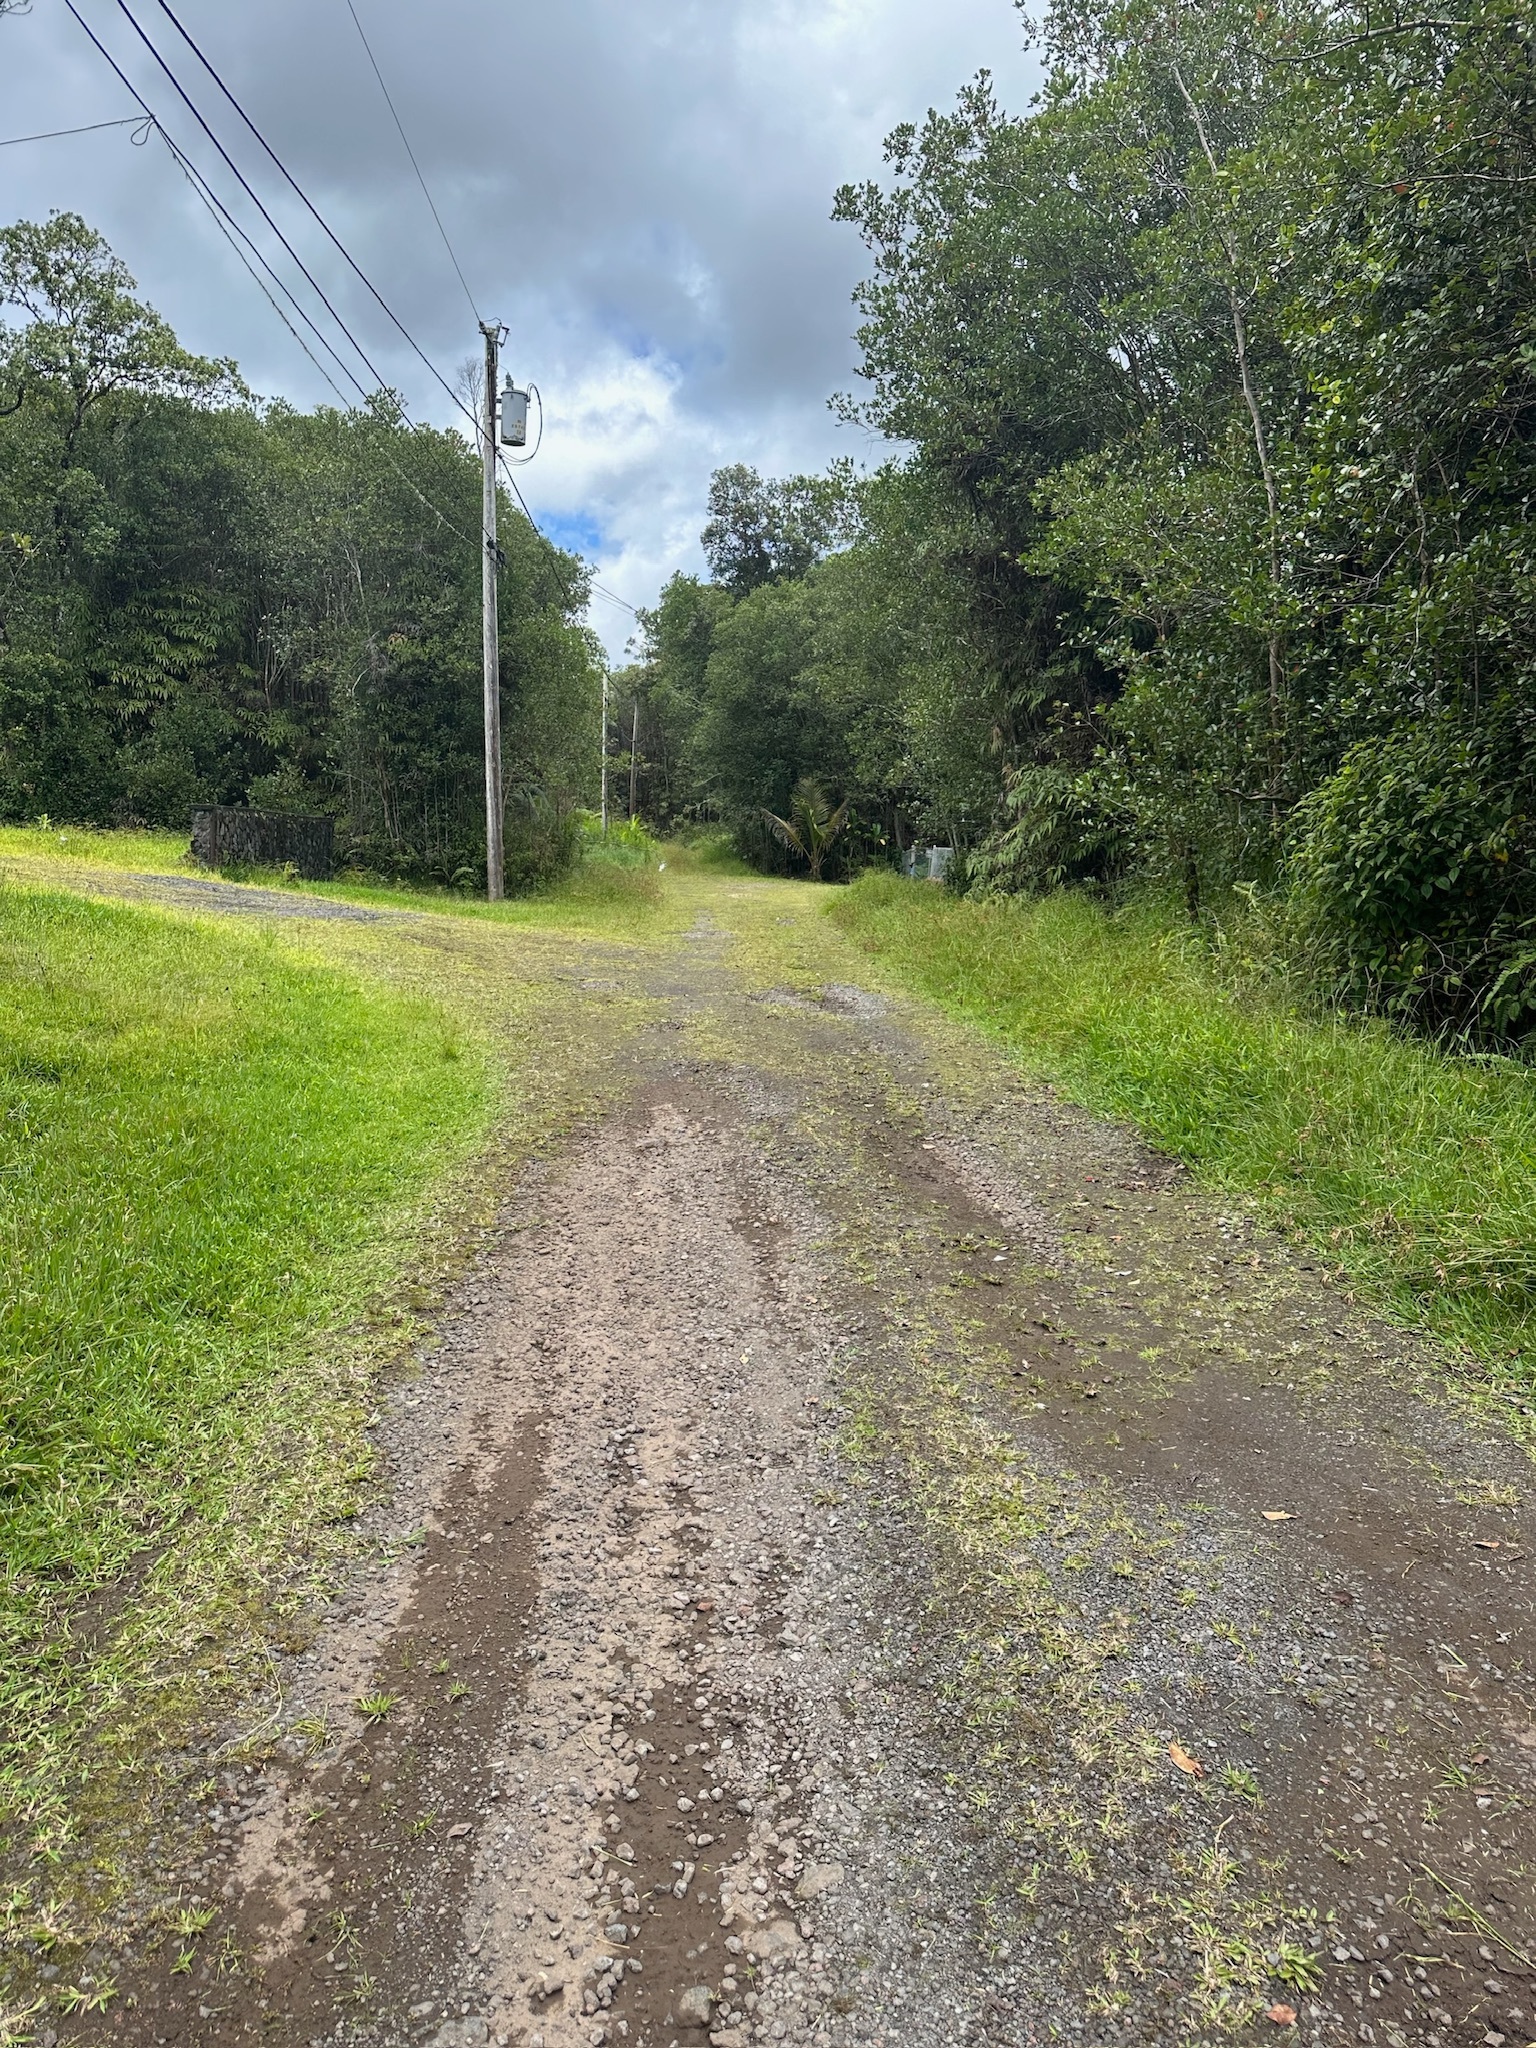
(0, 214, 602, 885)
(630, 0, 1536, 1040)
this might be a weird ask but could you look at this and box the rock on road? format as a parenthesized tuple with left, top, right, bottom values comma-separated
(62, 877, 1536, 2048)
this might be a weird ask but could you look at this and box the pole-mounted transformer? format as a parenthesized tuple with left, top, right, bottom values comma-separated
(500, 376, 529, 447)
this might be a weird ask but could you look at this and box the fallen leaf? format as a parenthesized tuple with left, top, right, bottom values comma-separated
(1169, 1742, 1205, 1778)
(1471, 1751, 1488, 1765)
(1263, 1511, 1296, 1522)
(1266, 2004, 1297, 2026)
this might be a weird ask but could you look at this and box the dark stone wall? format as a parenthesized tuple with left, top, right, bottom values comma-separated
(190, 807, 335, 880)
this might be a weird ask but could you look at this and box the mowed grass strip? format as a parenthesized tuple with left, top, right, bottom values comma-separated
(0, 880, 490, 1609)
(833, 874, 1536, 1378)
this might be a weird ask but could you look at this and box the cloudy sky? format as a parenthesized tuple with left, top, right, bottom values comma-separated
(0, 0, 1037, 653)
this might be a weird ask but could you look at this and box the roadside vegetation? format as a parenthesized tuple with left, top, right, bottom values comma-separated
(0, 814, 668, 932)
(617, 0, 1536, 1053)
(0, 214, 601, 892)
(835, 875, 1536, 1385)
(0, 879, 498, 1849)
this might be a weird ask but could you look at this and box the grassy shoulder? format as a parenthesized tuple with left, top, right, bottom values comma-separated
(1, 883, 487, 1553)
(0, 884, 499, 1842)
(832, 873, 1536, 1382)
(0, 818, 674, 937)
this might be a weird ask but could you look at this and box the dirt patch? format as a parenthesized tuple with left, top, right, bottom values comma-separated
(37, 879, 1536, 2048)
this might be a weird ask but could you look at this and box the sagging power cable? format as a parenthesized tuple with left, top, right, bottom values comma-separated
(107, 0, 394, 395)
(148, 0, 483, 436)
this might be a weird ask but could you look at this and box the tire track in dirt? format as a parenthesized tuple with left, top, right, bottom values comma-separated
(48, 883, 1536, 2048)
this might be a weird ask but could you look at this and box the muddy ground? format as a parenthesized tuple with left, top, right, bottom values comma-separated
(32, 879, 1536, 2048)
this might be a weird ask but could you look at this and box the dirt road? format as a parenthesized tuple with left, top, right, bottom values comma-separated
(51, 876, 1536, 2048)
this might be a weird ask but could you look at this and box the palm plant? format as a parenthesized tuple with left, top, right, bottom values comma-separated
(762, 778, 851, 882)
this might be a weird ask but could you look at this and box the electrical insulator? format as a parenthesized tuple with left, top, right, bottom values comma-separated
(500, 377, 529, 448)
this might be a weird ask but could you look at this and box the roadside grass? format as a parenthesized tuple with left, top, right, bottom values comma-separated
(832, 874, 1536, 1383)
(0, 882, 494, 1873)
(0, 820, 672, 936)
(0, 823, 190, 872)
(0, 882, 485, 1554)
(289, 855, 667, 931)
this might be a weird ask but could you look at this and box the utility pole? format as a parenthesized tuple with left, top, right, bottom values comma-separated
(629, 696, 640, 821)
(480, 319, 505, 902)
(600, 670, 609, 836)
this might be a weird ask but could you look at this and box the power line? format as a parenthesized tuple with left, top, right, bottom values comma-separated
(62, 5, 540, 576)
(159, 129, 370, 403)
(499, 455, 542, 533)
(103, 0, 394, 395)
(0, 114, 150, 146)
(340, 0, 479, 323)
(160, 133, 479, 546)
(490, 450, 633, 614)
(61, 3, 479, 547)
(150, 0, 482, 435)
(169, 148, 345, 392)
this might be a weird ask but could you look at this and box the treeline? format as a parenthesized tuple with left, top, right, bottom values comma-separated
(627, 0, 1536, 1040)
(0, 214, 602, 886)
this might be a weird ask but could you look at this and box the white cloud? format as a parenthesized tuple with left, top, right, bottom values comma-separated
(0, 0, 1039, 655)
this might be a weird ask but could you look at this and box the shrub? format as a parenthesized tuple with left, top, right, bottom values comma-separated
(1288, 706, 1536, 1039)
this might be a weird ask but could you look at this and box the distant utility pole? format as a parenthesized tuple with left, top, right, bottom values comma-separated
(600, 670, 610, 836)
(629, 697, 640, 821)
(480, 319, 506, 902)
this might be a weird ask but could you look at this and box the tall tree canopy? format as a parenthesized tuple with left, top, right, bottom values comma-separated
(627, 0, 1536, 1037)
(0, 213, 601, 886)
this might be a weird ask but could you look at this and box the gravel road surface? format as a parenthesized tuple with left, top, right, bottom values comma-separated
(55, 884, 1536, 2048)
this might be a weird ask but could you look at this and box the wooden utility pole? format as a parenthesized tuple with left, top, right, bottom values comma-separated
(600, 670, 609, 836)
(629, 696, 640, 820)
(480, 320, 505, 901)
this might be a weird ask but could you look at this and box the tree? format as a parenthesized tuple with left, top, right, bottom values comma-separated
(700, 463, 847, 596)
(635, 0, 1536, 1033)
(0, 213, 602, 887)
(762, 778, 851, 882)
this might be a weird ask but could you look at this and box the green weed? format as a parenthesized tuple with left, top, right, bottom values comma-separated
(833, 875, 1536, 1385)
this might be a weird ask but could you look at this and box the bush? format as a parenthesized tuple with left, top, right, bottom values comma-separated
(1288, 706, 1536, 1040)
(575, 811, 660, 867)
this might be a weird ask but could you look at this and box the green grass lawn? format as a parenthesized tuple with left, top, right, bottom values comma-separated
(0, 822, 192, 872)
(0, 817, 671, 928)
(0, 880, 495, 1847)
(833, 874, 1536, 1383)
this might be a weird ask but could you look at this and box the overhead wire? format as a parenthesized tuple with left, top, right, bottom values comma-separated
(340, 0, 480, 323)
(149, 0, 484, 436)
(106, 0, 394, 395)
(164, 135, 479, 545)
(60, 2, 376, 406)
(0, 113, 151, 145)
(62, 3, 481, 547)
(489, 448, 635, 618)
(167, 139, 399, 414)
(63, 3, 572, 582)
